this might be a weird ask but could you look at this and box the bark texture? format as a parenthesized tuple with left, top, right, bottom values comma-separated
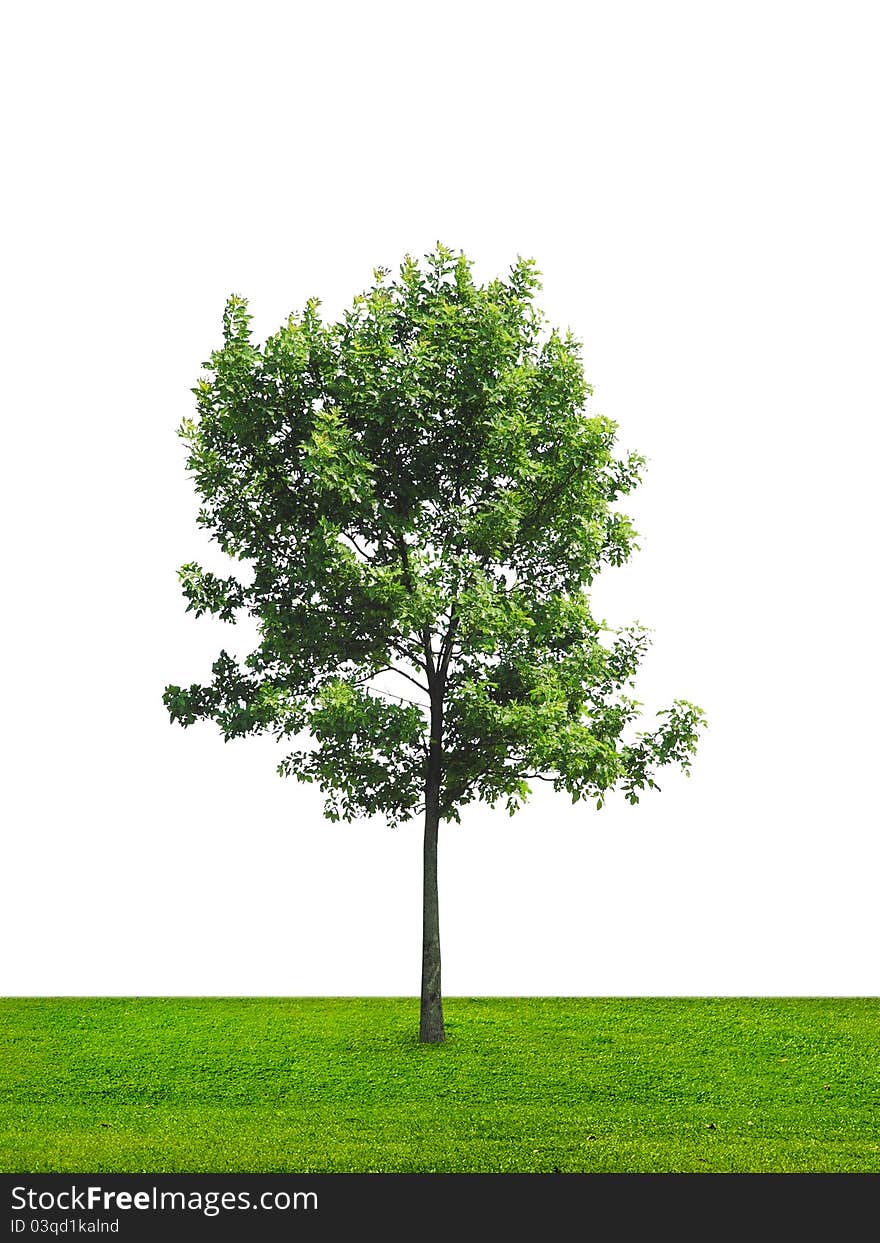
(419, 698, 445, 1043)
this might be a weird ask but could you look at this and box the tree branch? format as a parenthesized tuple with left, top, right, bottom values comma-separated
(395, 533, 436, 687)
(362, 684, 430, 710)
(349, 665, 430, 697)
(339, 530, 373, 561)
(389, 665, 431, 694)
(438, 609, 459, 684)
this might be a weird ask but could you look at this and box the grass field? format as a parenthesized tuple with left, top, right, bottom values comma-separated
(1, 997, 878, 1172)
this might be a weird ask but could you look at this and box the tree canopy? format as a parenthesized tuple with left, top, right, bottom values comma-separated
(164, 245, 704, 827)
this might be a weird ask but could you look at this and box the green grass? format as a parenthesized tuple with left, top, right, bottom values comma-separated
(1, 998, 878, 1172)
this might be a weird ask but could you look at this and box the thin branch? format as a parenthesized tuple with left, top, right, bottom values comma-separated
(519, 459, 584, 533)
(391, 635, 428, 669)
(363, 684, 430, 710)
(348, 669, 382, 687)
(349, 666, 430, 700)
(339, 531, 373, 561)
(389, 665, 431, 694)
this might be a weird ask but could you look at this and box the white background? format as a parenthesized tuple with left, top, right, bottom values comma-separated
(2, 1, 877, 996)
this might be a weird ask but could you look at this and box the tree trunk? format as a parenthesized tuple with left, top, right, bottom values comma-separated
(419, 698, 445, 1043)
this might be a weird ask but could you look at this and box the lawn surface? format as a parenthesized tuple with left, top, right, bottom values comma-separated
(1, 998, 878, 1172)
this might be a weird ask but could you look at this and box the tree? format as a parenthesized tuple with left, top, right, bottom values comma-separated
(164, 245, 705, 1043)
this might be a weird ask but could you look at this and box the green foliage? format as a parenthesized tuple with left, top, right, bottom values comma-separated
(3, 998, 878, 1173)
(164, 244, 704, 823)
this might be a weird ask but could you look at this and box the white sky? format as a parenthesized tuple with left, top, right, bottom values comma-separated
(2, 1, 878, 996)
